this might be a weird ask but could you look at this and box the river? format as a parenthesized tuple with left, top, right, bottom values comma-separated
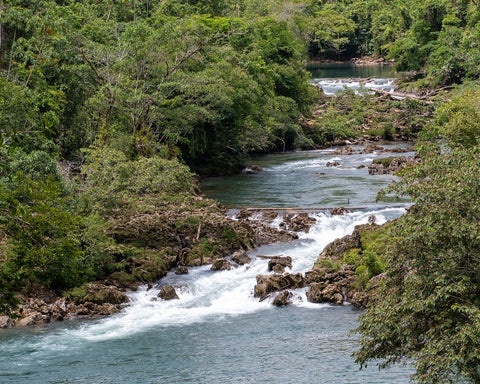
(0, 143, 414, 383)
(0, 68, 415, 383)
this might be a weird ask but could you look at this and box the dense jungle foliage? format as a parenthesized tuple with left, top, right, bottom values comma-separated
(356, 86, 480, 384)
(1, 1, 480, 381)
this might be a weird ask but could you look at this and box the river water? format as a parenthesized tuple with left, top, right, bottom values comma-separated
(0, 141, 415, 383)
(307, 62, 399, 96)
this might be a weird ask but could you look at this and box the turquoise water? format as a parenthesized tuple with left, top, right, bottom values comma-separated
(201, 143, 414, 208)
(0, 306, 410, 383)
(0, 143, 415, 383)
(307, 62, 399, 79)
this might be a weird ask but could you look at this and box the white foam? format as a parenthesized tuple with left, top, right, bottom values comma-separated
(310, 77, 398, 96)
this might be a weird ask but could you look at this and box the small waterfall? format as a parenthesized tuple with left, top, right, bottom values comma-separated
(55, 207, 406, 342)
(310, 77, 398, 96)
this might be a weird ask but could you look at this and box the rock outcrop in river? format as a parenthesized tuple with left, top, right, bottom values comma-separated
(368, 155, 420, 175)
(251, 219, 391, 309)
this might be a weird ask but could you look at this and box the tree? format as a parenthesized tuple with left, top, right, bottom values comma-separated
(355, 88, 480, 383)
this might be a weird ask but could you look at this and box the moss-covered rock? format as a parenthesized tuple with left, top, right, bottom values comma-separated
(306, 222, 394, 308)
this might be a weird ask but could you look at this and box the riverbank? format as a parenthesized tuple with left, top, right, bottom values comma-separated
(0, 197, 301, 328)
(300, 86, 434, 148)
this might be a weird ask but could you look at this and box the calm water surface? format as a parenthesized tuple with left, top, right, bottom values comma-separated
(307, 63, 400, 96)
(202, 143, 413, 208)
(307, 62, 399, 79)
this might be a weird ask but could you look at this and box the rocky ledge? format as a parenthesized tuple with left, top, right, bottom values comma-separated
(1, 211, 388, 328)
(253, 221, 390, 308)
(0, 210, 299, 329)
(368, 155, 420, 175)
(0, 283, 130, 329)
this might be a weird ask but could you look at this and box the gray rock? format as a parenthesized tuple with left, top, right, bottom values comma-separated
(272, 291, 294, 306)
(211, 258, 232, 271)
(268, 256, 292, 272)
(231, 250, 251, 265)
(254, 273, 304, 299)
(175, 266, 189, 275)
(158, 285, 179, 300)
(0, 315, 14, 329)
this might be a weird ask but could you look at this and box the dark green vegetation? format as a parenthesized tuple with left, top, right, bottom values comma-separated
(1, 1, 480, 382)
(313, 221, 391, 292)
(355, 88, 480, 383)
(304, 0, 480, 87)
(303, 89, 433, 145)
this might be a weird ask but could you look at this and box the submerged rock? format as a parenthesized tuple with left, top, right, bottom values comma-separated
(326, 161, 340, 167)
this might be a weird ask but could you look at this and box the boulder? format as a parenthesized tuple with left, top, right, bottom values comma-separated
(62, 283, 130, 321)
(231, 250, 251, 265)
(334, 146, 354, 155)
(0, 315, 14, 329)
(17, 314, 43, 328)
(272, 291, 294, 306)
(254, 273, 304, 299)
(306, 282, 344, 305)
(347, 291, 369, 308)
(82, 284, 130, 305)
(282, 213, 316, 233)
(368, 156, 420, 175)
(50, 299, 67, 322)
(304, 269, 327, 284)
(247, 221, 298, 244)
(210, 258, 232, 271)
(158, 285, 179, 300)
(268, 256, 292, 273)
(261, 211, 279, 222)
(319, 230, 361, 259)
(175, 266, 189, 275)
(329, 207, 351, 215)
(362, 144, 384, 154)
